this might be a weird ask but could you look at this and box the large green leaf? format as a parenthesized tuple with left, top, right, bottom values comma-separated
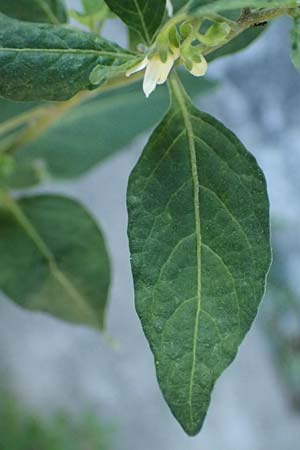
(127, 75, 271, 435)
(0, 13, 135, 101)
(2, 74, 216, 181)
(0, 0, 67, 24)
(104, 0, 165, 44)
(0, 193, 111, 328)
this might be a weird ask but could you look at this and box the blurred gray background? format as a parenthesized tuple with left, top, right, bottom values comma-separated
(1, 2, 300, 449)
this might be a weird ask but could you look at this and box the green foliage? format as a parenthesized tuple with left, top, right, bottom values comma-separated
(172, 0, 189, 12)
(0, 0, 295, 439)
(0, 0, 67, 24)
(2, 75, 215, 181)
(127, 75, 271, 435)
(0, 99, 39, 124)
(290, 17, 300, 71)
(208, 26, 266, 61)
(104, 0, 165, 44)
(69, 0, 112, 33)
(0, 390, 111, 450)
(82, 0, 107, 14)
(0, 14, 135, 101)
(0, 194, 111, 329)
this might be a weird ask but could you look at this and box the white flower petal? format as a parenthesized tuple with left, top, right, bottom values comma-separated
(143, 58, 162, 97)
(157, 56, 175, 84)
(189, 56, 208, 77)
(166, 0, 173, 17)
(126, 57, 148, 77)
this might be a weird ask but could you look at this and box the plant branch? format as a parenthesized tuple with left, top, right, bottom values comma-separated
(201, 6, 293, 57)
(0, 5, 295, 155)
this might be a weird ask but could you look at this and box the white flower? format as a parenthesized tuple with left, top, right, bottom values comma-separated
(166, 0, 173, 17)
(189, 55, 208, 76)
(126, 50, 179, 97)
(184, 55, 208, 77)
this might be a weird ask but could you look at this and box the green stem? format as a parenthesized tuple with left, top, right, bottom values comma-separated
(1, 96, 82, 155)
(201, 6, 293, 57)
(238, 6, 292, 26)
(0, 106, 49, 137)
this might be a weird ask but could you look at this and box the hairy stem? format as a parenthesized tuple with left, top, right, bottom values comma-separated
(202, 6, 293, 56)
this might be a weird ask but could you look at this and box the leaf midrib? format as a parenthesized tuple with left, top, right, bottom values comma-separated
(170, 76, 202, 428)
(0, 47, 134, 59)
(133, 0, 151, 44)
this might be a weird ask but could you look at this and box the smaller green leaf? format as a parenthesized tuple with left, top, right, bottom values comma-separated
(0, 13, 135, 101)
(89, 61, 134, 85)
(0, 193, 111, 329)
(290, 17, 300, 72)
(0, 0, 67, 24)
(104, 0, 165, 44)
(81, 0, 106, 14)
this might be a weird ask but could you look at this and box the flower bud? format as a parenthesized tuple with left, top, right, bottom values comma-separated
(200, 22, 231, 46)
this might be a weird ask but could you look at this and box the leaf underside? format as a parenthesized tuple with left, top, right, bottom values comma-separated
(0, 194, 111, 329)
(127, 75, 271, 435)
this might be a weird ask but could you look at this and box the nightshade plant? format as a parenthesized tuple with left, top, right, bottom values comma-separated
(0, 0, 299, 437)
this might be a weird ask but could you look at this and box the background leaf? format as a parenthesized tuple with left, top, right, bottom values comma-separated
(0, 193, 111, 329)
(0, 74, 216, 182)
(172, 0, 189, 12)
(127, 75, 271, 435)
(0, 13, 135, 101)
(104, 0, 166, 44)
(0, 0, 67, 24)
